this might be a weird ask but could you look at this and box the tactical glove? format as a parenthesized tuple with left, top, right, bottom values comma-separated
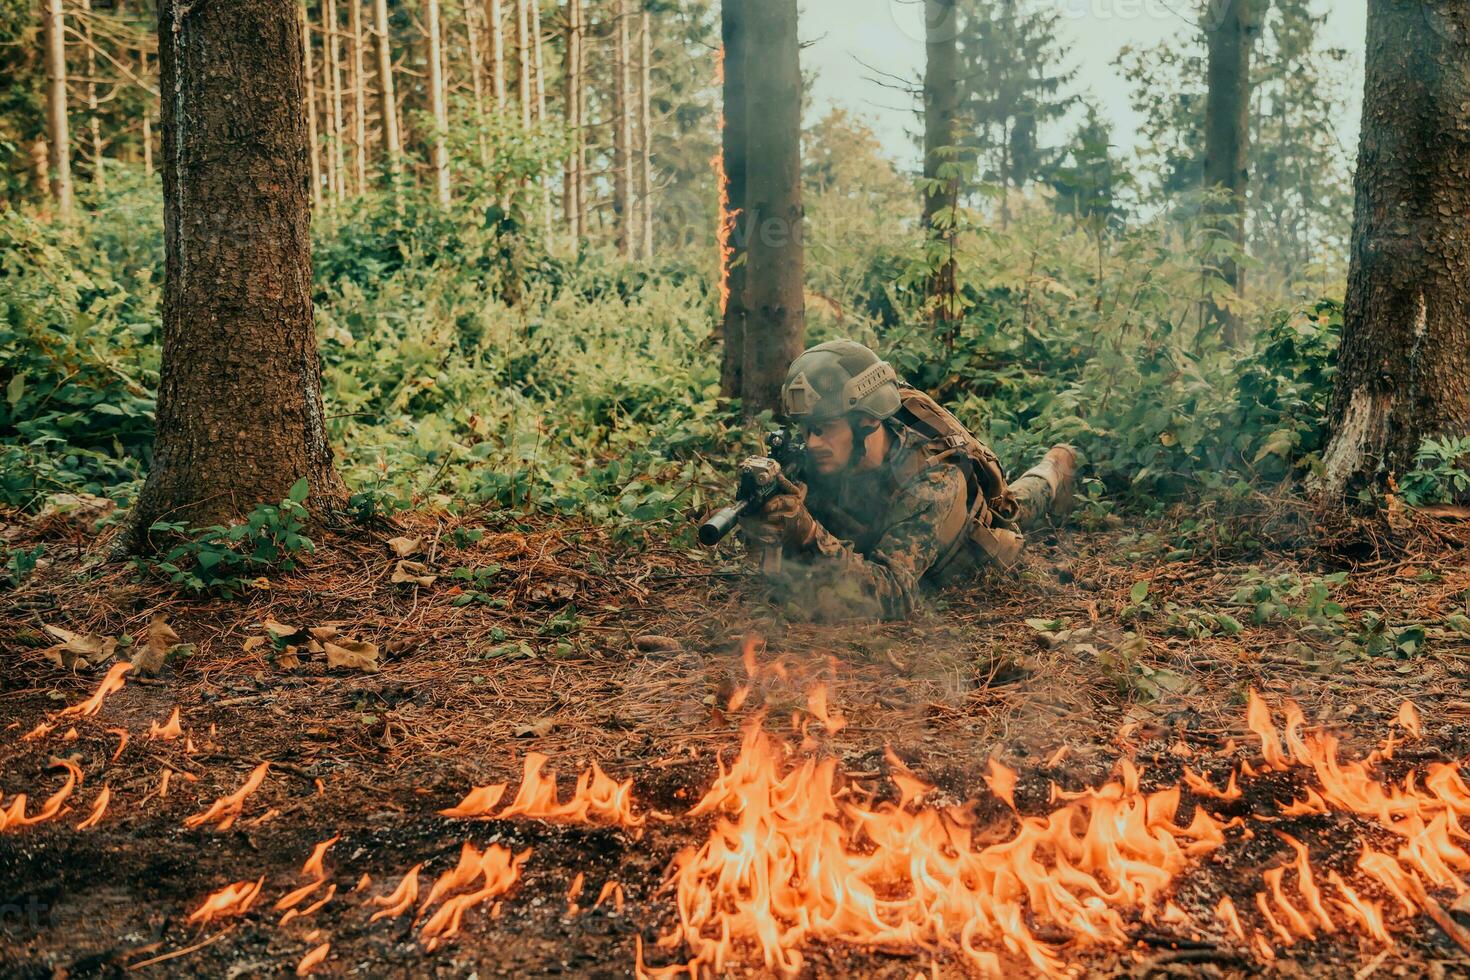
(740, 481, 820, 552)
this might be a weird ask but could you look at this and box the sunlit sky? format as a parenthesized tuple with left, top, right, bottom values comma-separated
(800, 0, 1368, 172)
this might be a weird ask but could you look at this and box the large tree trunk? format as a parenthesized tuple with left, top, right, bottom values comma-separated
(374, 0, 402, 180)
(740, 0, 804, 417)
(43, 0, 73, 219)
(612, 0, 634, 259)
(1202, 0, 1258, 346)
(921, 0, 959, 328)
(716, 0, 747, 400)
(128, 0, 346, 545)
(563, 0, 582, 248)
(302, 7, 324, 208)
(425, 0, 451, 204)
(1316, 0, 1470, 502)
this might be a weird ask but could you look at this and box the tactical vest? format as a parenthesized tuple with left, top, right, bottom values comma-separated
(894, 388, 1026, 570)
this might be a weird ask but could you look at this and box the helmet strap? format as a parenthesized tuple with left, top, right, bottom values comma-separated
(848, 418, 880, 469)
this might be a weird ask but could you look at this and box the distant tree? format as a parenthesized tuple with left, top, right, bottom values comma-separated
(718, 0, 748, 400)
(1048, 101, 1125, 234)
(1315, 0, 1470, 502)
(740, 0, 804, 417)
(922, 0, 960, 324)
(127, 0, 347, 546)
(1202, 0, 1261, 345)
(955, 0, 1075, 220)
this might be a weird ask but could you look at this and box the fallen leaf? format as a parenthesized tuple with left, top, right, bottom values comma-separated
(514, 718, 555, 738)
(324, 639, 379, 673)
(131, 614, 182, 675)
(41, 625, 116, 670)
(243, 636, 267, 653)
(387, 536, 423, 558)
(390, 560, 437, 587)
(633, 634, 681, 653)
(264, 618, 303, 641)
(276, 647, 303, 669)
(308, 626, 339, 642)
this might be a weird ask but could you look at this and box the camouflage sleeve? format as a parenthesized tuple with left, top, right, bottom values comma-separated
(793, 466, 967, 620)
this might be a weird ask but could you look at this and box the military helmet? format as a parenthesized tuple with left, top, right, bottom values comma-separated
(780, 340, 902, 423)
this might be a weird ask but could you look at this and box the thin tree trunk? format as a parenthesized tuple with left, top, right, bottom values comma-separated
(1316, 0, 1470, 502)
(637, 6, 652, 258)
(574, 0, 586, 236)
(563, 0, 582, 248)
(350, 0, 367, 192)
(612, 0, 633, 259)
(425, 0, 451, 204)
(372, 0, 400, 182)
(488, 0, 506, 109)
(302, 5, 324, 208)
(922, 0, 959, 328)
(465, 0, 489, 165)
(1202, 0, 1259, 346)
(323, 0, 344, 200)
(129, 0, 347, 545)
(741, 0, 804, 417)
(43, 0, 72, 218)
(516, 0, 530, 127)
(717, 0, 747, 400)
(79, 0, 105, 192)
(531, 0, 550, 240)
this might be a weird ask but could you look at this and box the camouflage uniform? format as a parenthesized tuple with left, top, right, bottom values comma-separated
(745, 339, 1074, 621)
(766, 423, 1062, 620)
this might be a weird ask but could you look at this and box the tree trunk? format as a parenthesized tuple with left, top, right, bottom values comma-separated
(350, 0, 368, 192)
(637, 6, 653, 259)
(323, 0, 344, 200)
(563, 0, 582, 248)
(465, 0, 489, 166)
(80, 0, 105, 193)
(374, 0, 401, 181)
(128, 0, 347, 545)
(921, 0, 959, 327)
(716, 0, 747, 401)
(1316, 0, 1470, 502)
(302, 6, 324, 208)
(43, 0, 73, 218)
(531, 0, 551, 241)
(488, 0, 506, 109)
(1202, 0, 1259, 346)
(425, 0, 451, 204)
(613, 0, 634, 259)
(740, 0, 804, 417)
(516, 0, 530, 127)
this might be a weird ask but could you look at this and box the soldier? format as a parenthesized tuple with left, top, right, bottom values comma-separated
(739, 340, 1077, 620)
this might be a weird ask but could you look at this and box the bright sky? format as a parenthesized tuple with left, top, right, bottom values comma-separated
(799, 0, 1367, 171)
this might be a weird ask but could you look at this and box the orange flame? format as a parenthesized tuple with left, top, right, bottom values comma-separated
(58, 661, 132, 718)
(184, 762, 270, 831)
(369, 863, 422, 922)
(805, 685, 846, 736)
(443, 753, 643, 828)
(416, 843, 530, 949)
(188, 876, 265, 925)
(712, 44, 738, 318)
(984, 756, 1018, 810)
(76, 785, 110, 830)
(0, 758, 82, 831)
(149, 707, 184, 741)
(295, 941, 330, 976)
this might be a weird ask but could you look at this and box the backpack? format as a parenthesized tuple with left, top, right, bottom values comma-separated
(894, 387, 1026, 568)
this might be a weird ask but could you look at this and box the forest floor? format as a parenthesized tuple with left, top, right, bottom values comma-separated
(4, 499, 1470, 978)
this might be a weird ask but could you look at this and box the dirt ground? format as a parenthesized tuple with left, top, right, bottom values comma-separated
(4, 499, 1470, 978)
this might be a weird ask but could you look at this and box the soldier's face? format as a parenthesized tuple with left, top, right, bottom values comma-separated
(803, 419, 855, 475)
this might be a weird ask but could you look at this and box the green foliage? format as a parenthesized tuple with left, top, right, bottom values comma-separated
(1230, 569, 1347, 631)
(1398, 436, 1470, 507)
(137, 479, 314, 598)
(449, 564, 504, 607)
(2, 541, 43, 587)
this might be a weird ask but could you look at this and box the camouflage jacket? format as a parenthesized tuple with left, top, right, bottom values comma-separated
(774, 423, 970, 620)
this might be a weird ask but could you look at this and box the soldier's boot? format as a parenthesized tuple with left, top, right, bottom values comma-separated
(1011, 445, 1079, 530)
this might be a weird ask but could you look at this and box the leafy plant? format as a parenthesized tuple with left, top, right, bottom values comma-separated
(1398, 436, 1470, 507)
(2, 541, 43, 587)
(449, 564, 504, 606)
(136, 478, 315, 598)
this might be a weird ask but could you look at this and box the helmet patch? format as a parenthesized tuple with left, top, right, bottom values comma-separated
(782, 371, 818, 417)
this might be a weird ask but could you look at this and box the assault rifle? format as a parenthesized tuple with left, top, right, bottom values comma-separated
(698, 429, 806, 547)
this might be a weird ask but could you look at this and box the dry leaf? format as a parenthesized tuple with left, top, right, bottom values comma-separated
(324, 639, 379, 673)
(514, 718, 555, 738)
(263, 618, 302, 641)
(390, 560, 437, 587)
(131, 614, 183, 675)
(41, 625, 116, 670)
(243, 636, 266, 653)
(276, 647, 303, 669)
(387, 536, 423, 558)
(308, 626, 339, 642)
(633, 634, 682, 653)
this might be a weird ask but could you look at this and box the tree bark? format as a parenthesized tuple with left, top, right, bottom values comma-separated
(488, 0, 506, 109)
(740, 0, 804, 417)
(350, 0, 368, 192)
(516, 0, 531, 127)
(716, 0, 747, 401)
(1202, 0, 1259, 346)
(374, 0, 401, 180)
(563, 0, 582, 248)
(80, 0, 106, 193)
(128, 0, 346, 545)
(637, 6, 653, 259)
(1316, 0, 1470, 502)
(302, 6, 324, 208)
(465, 0, 490, 166)
(922, 0, 959, 327)
(323, 0, 344, 200)
(425, 0, 451, 204)
(43, 0, 73, 219)
(613, 0, 634, 259)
